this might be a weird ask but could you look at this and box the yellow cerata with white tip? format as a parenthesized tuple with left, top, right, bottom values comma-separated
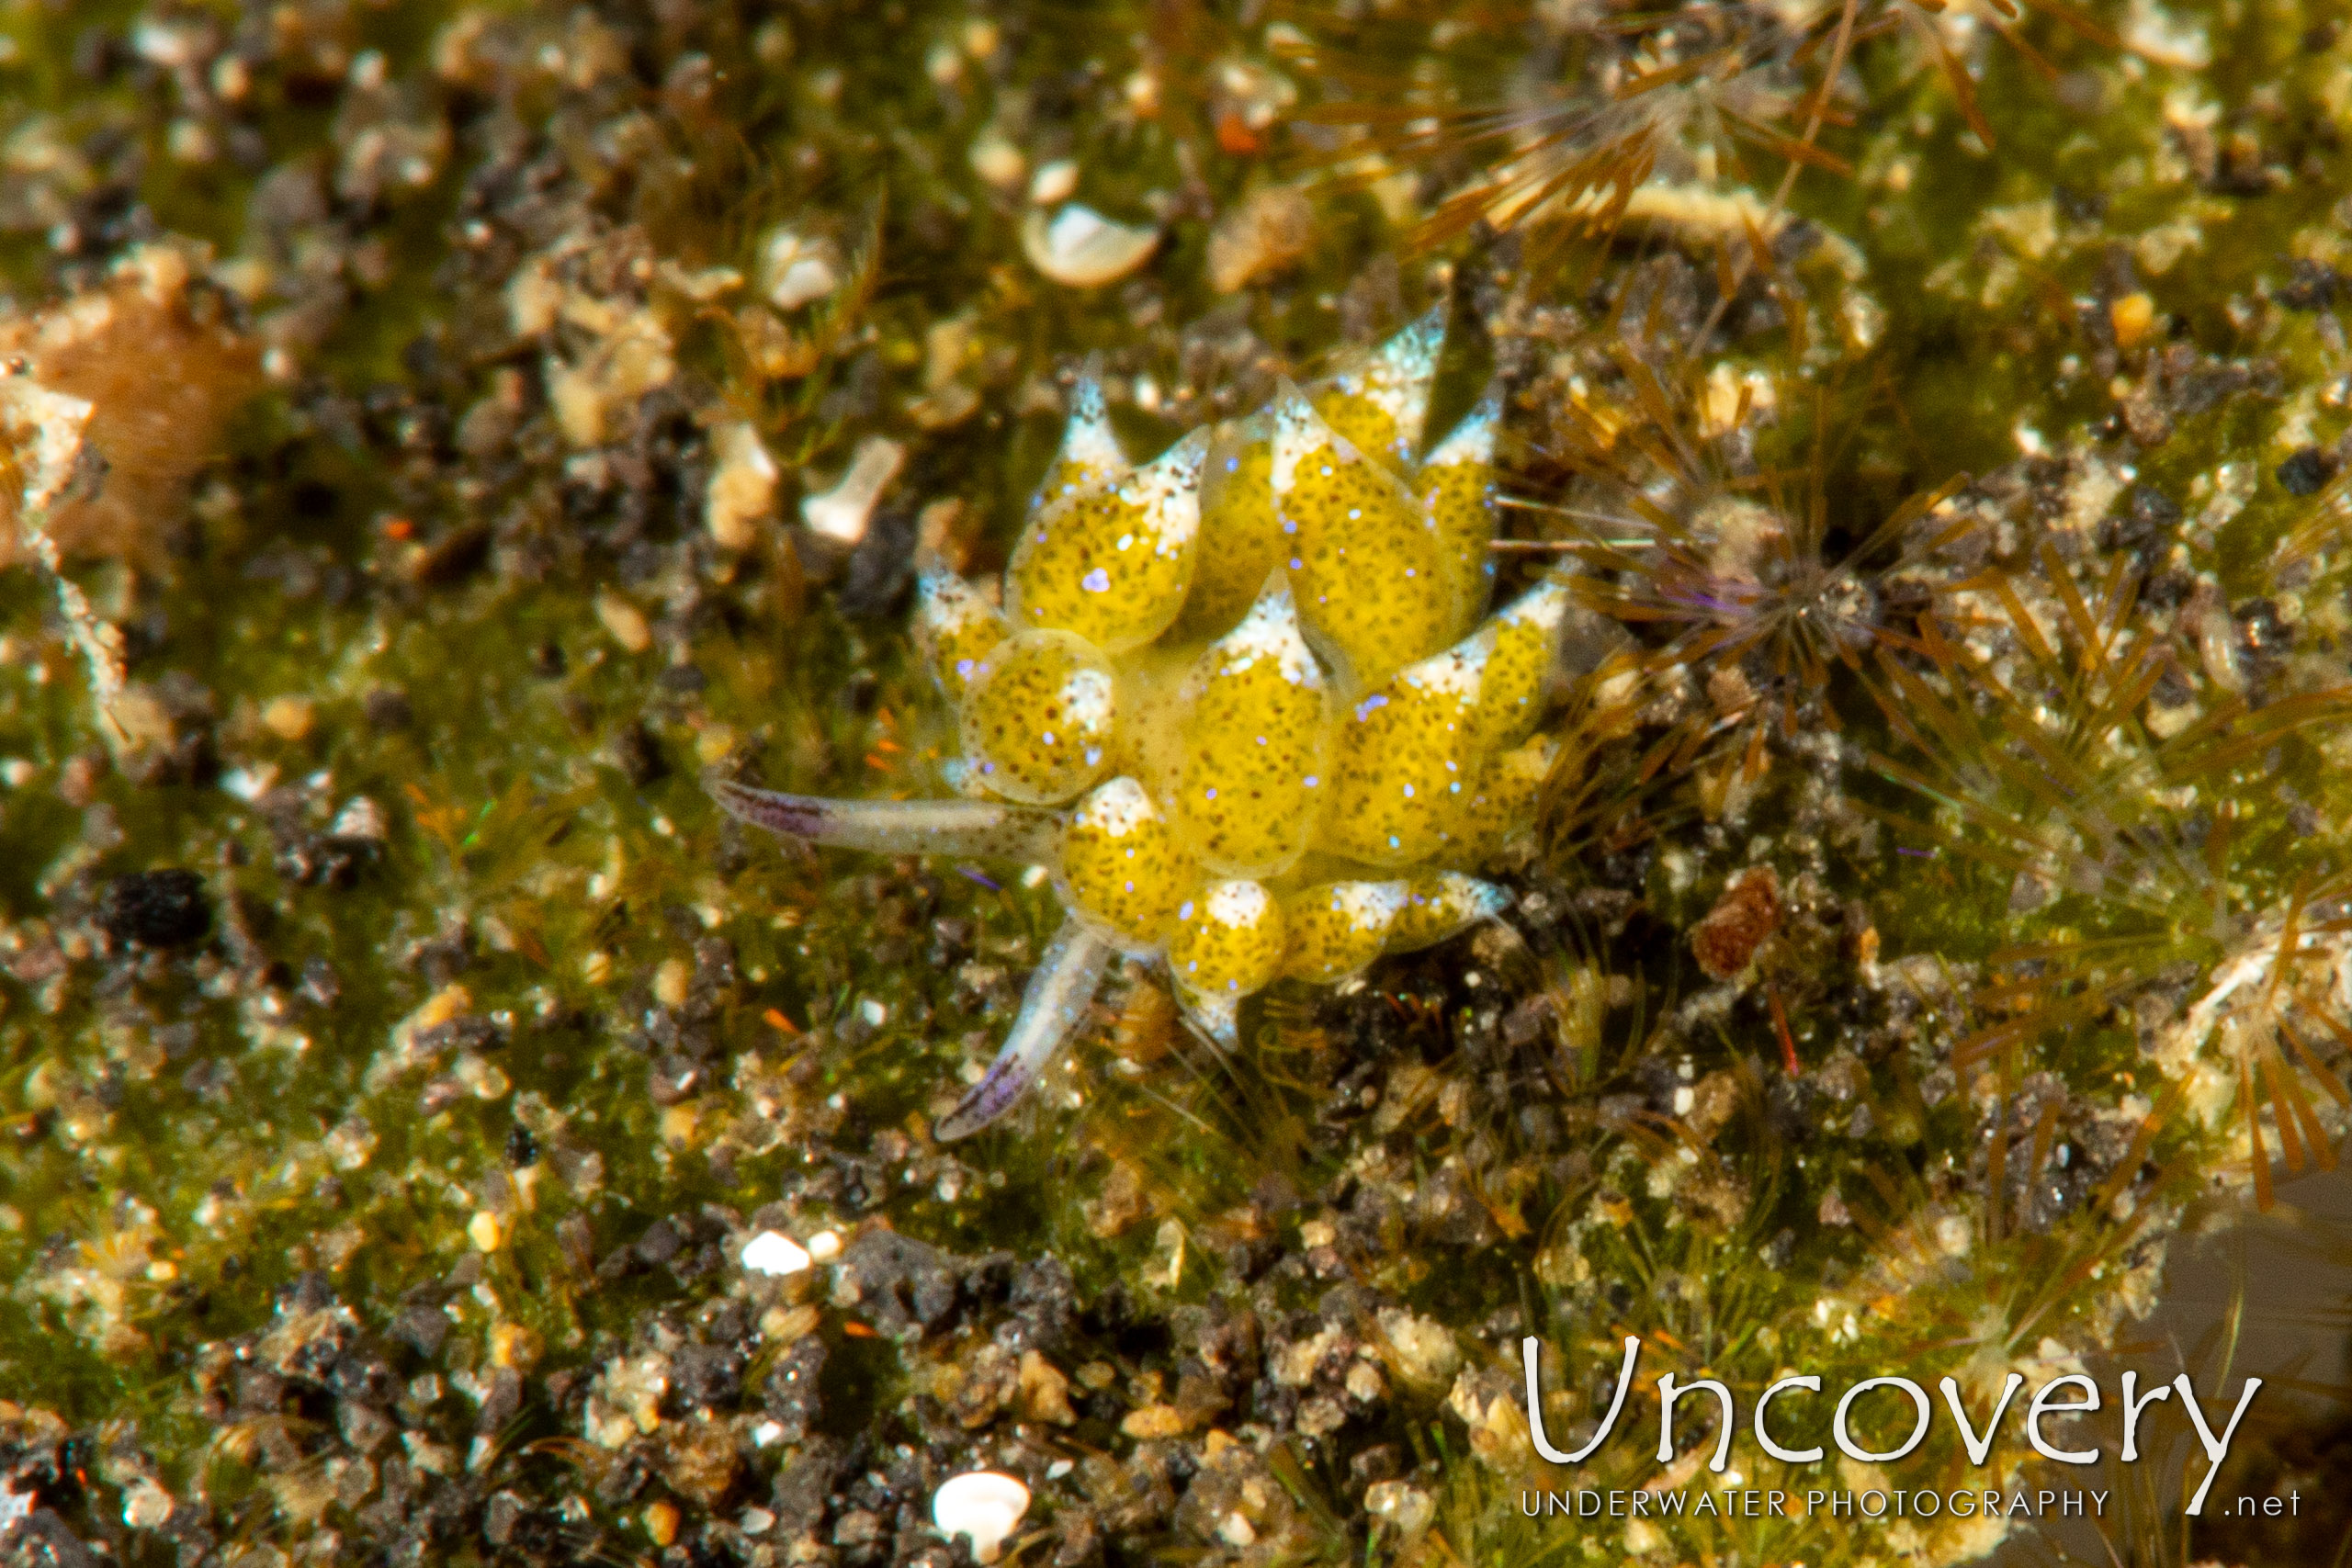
(713, 308, 1551, 1138)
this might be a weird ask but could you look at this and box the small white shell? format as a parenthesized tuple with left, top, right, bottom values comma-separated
(932, 1472, 1031, 1563)
(968, 132, 1025, 191)
(1027, 159, 1079, 206)
(759, 229, 842, 310)
(1021, 204, 1159, 288)
(705, 421, 779, 549)
(739, 1230, 811, 1277)
(802, 435, 906, 545)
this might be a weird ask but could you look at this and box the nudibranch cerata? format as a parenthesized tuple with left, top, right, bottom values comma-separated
(713, 309, 1566, 1138)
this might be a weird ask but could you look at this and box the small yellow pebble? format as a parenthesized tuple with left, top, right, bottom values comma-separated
(1120, 1404, 1191, 1438)
(595, 592, 653, 653)
(645, 1499, 681, 1546)
(695, 724, 740, 766)
(261, 695, 315, 741)
(761, 1303, 821, 1344)
(467, 1210, 503, 1251)
(653, 956, 692, 1009)
(413, 983, 472, 1033)
(490, 1321, 543, 1371)
(2110, 291, 2156, 352)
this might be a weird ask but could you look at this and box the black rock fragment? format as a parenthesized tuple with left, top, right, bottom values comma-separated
(763, 1335, 829, 1442)
(613, 720, 666, 786)
(2278, 446, 2336, 497)
(97, 869, 211, 949)
(837, 1229, 962, 1337)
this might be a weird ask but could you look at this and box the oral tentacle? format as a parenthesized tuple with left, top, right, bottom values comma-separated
(709, 781, 1066, 863)
(934, 918, 1116, 1140)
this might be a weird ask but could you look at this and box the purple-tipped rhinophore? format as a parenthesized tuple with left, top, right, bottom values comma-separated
(711, 778, 1106, 1139)
(933, 918, 1114, 1141)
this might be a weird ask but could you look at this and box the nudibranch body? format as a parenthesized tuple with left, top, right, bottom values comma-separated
(714, 310, 1562, 1138)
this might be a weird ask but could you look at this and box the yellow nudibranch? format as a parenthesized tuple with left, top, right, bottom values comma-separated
(714, 310, 1562, 1139)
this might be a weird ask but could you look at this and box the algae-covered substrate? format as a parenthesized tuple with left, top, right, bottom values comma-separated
(5, 0, 2352, 1563)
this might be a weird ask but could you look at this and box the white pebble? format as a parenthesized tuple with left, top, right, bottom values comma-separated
(802, 435, 905, 545)
(968, 132, 1024, 190)
(1021, 204, 1158, 288)
(705, 421, 780, 550)
(1027, 159, 1079, 206)
(740, 1230, 812, 1277)
(806, 1228, 843, 1261)
(932, 1472, 1031, 1564)
(332, 795, 388, 841)
(754, 1420, 786, 1447)
(759, 229, 842, 311)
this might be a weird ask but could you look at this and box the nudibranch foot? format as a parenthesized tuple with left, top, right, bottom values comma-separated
(710, 781, 1066, 864)
(935, 918, 1115, 1141)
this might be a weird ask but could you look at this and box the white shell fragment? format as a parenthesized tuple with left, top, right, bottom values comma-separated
(1027, 159, 1079, 206)
(801, 435, 906, 545)
(740, 1230, 812, 1277)
(758, 228, 842, 311)
(1021, 204, 1159, 288)
(705, 420, 779, 549)
(968, 131, 1025, 191)
(932, 1472, 1031, 1564)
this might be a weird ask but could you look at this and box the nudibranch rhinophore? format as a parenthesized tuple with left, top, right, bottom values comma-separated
(713, 310, 1566, 1138)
